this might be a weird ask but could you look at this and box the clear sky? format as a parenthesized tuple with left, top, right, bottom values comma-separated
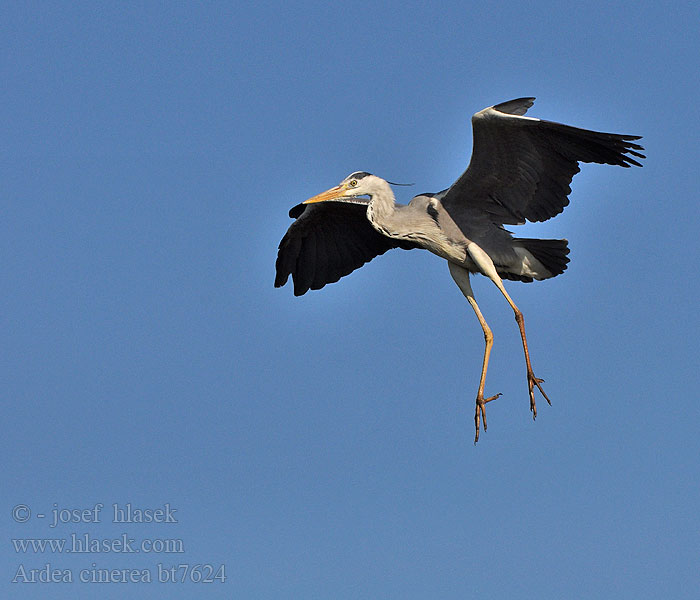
(3, 2, 699, 599)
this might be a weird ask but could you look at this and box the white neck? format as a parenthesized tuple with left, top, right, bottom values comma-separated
(366, 178, 397, 228)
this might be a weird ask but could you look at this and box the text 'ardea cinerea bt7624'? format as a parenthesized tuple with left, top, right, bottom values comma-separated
(275, 98, 644, 443)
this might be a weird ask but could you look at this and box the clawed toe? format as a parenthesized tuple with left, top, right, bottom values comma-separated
(527, 372, 550, 420)
(474, 393, 502, 444)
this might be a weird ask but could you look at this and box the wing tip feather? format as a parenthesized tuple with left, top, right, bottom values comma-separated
(492, 97, 536, 116)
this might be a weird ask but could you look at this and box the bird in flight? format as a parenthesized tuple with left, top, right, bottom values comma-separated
(275, 98, 644, 443)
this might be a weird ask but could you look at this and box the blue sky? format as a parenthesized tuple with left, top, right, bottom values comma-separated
(3, 2, 699, 598)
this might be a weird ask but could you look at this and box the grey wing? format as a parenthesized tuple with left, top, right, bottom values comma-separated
(440, 97, 645, 227)
(275, 202, 416, 296)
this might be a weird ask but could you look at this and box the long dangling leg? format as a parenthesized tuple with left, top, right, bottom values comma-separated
(448, 263, 502, 443)
(465, 244, 551, 419)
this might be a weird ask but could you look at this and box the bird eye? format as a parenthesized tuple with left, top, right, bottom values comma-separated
(348, 179, 358, 187)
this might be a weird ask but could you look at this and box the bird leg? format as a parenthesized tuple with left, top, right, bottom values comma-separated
(490, 280, 550, 418)
(448, 263, 502, 443)
(466, 296, 502, 443)
(511, 305, 550, 417)
(466, 243, 551, 420)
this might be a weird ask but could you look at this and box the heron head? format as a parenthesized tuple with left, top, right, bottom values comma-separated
(302, 171, 381, 206)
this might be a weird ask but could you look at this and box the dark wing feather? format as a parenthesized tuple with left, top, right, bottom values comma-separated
(275, 201, 416, 296)
(441, 98, 645, 228)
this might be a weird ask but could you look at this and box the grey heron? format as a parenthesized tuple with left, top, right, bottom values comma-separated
(275, 98, 644, 443)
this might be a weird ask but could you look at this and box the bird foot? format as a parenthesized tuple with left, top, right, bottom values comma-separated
(474, 393, 502, 444)
(527, 370, 550, 420)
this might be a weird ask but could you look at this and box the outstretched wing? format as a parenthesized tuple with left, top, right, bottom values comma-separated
(440, 98, 645, 226)
(275, 201, 416, 296)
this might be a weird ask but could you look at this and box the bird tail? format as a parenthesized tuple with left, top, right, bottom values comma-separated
(500, 238, 570, 282)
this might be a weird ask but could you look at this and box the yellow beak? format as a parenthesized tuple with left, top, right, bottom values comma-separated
(303, 184, 348, 204)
